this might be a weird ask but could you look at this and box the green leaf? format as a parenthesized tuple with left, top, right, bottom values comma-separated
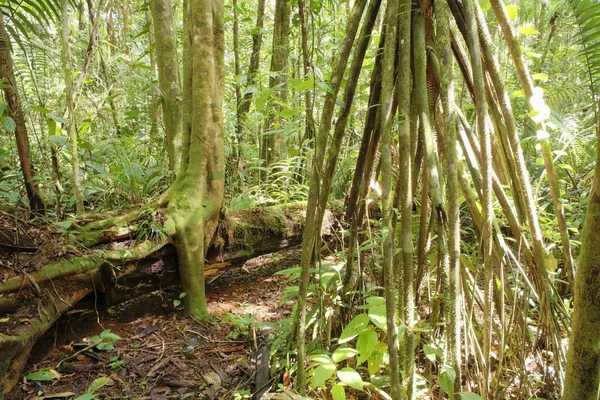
(367, 342, 388, 376)
(506, 5, 518, 20)
(3, 117, 16, 132)
(49, 135, 68, 147)
(100, 330, 121, 342)
(332, 347, 359, 363)
(519, 26, 539, 35)
(368, 303, 387, 331)
(51, 115, 68, 124)
(458, 392, 484, 400)
(532, 73, 549, 81)
(88, 376, 110, 393)
(31, 105, 51, 114)
(337, 367, 363, 391)
(440, 366, 457, 396)
(339, 314, 370, 344)
(312, 363, 336, 387)
(356, 330, 378, 364)
(26, 370, 59, 381)
(308, 354, 333, 364)
(331, 384, 346, 400)
(74, 393, 97, 400)
(0, 101, 6, 116)
(424, 344, 437, 363)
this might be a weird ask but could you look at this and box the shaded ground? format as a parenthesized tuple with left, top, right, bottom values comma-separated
(5, 245, 301, 400)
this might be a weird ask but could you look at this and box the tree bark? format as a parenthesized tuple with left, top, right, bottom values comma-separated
(162, 0, 225, 319)
(563, 118, 600, 400)
(151, 0, 183, 173)
(260, 0, 290, 176)
(0, 12, 44, 214)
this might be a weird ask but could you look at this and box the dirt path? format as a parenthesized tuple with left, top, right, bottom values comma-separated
(7, 248, 300, 400)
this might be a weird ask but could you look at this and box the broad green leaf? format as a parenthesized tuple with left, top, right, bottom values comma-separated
(308, 354, 333, 364)
(100, 330, 121, 341)
(312, 363, 336, 387)
(49, 135, 68, 147)
(339, 314, 370, 344)
(424, 344, 437, 363)
(31, 105, 51, 114)
(51, 115, 68, 124)
(3, 117, 16, 132)
(26, 369, 59, 381)
(368, 303, 387, 331)
(440, 366, 457, 396)
(337, 367, 363, 391)
(506, 5, 518, 21)
(367, 342, 388, 375)
(356, 330, 378, 364)
(74, 394, 97, 400)
(532, 73, 549, 81)
(458, 392, 484, 400)
(88, 376, 110, 392)
(0, 101, 6, 115)
(332, 347, 358, 363)
(519, 27, 539, 35)
(331, 384, 346, 400)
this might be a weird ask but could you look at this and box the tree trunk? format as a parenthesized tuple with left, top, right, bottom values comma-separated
(162, 0, 225, 319)
(151, 0, 183, 173)
(0, 12, 44, 214)
(236, 0, 265, 137)
(61, 0, 85, 214)
(260, 0, 290, 176)
(145, 8, 160, 141)
(563, 129, 600, 399)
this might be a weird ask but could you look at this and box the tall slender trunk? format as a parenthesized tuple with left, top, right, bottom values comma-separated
(293, 0, 369, 393)
(145, 8, 160, 141)
(236, 0, 265, 136)
(260, 0, 290, 176)
(151, 0, 183, 173)
(61, 0, 84, 214)
(463, 0, 493, 396)
(0, 12, 44, 214)
(380, 0, 401, 397)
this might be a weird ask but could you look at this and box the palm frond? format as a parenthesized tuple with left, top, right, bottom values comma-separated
(569, 0, 600, 89)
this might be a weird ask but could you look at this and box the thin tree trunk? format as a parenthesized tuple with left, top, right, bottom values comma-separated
(0, 12, 44, 214)
(61, 0, 85, 214)
(151, 0, 183, 173)
(463, 0, 493, 396)
(145, 8, 160, 141)
(260, 0, 290, 176)
(490, 0, 574, 290)
(380, 0, 402, 398)
(434, 0, 461, 390)
(395, 0, 413, 395)
(236, 0, 265, 136)
(293, 0, 369, 393)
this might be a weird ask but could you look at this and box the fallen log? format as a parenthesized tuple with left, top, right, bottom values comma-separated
(0, 203, 335, 397)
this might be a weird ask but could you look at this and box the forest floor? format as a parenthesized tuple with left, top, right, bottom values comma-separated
(0, 210, 302, 400)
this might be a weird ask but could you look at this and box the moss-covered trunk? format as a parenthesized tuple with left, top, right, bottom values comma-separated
(563, 149, 600, 398)
(164, 0, 225, 320)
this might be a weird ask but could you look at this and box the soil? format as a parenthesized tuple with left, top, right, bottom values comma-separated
(1, 206, 302, 400)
